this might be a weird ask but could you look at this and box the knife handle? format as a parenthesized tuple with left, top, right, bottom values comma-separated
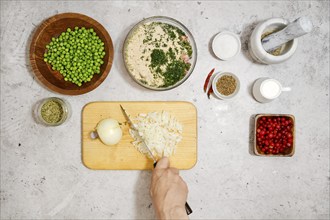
(184, 202, 193, 215)
(153, 162, 193, 215)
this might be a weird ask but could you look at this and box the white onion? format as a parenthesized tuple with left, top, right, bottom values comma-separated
(96, 118, 122, 146)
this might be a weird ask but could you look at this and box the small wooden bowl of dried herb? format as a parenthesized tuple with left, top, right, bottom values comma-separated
(212, 72, 240, 99)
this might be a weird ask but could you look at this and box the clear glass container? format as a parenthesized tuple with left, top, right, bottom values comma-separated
(35, 97, 71, 126)
(123, 16, 197, 91)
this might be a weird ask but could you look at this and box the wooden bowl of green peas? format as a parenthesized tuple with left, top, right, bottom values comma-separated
(30, 13, 114, 95)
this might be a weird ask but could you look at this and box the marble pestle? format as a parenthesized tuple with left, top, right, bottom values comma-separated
(261, 17, 313, 52)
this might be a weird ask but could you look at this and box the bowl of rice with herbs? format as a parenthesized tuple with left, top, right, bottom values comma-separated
(123, 16, 197, 90)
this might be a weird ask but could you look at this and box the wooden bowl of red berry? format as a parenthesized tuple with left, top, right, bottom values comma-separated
(254, 114, 295, 157)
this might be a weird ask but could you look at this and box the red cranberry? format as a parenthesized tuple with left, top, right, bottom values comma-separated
(257, 116, 293, 155)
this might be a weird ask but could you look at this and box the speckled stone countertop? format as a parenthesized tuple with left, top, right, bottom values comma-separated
(1, 1, 329, 219)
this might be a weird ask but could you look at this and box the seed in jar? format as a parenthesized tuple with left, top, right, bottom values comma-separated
(216, 75, 237, 96)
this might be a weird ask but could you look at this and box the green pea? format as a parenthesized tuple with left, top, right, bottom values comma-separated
(44, 26, 105, 86)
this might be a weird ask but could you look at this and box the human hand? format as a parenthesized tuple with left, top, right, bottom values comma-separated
(150, 157, 189, 220)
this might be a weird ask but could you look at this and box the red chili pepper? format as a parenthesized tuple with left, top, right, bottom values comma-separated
(203, 68, 215, 93)
(207, 86, 213, 99)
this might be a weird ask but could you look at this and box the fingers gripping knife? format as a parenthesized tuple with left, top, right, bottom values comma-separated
(120, 105, 192, 215)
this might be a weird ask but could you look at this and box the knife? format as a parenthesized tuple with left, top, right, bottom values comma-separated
(120, 105, 193, 215)
(120, 105, 157, 164)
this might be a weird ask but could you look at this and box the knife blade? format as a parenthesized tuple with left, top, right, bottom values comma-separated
(120, 105, 157, 163)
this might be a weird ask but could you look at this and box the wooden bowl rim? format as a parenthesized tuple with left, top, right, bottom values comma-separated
(29, 12, 114, 95)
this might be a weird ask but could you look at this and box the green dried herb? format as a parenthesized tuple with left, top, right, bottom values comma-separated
(41, 100, 64, 124)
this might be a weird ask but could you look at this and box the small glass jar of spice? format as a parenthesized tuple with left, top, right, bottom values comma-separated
(36, 97, 71, 126)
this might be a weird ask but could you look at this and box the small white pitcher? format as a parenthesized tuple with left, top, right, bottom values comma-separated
(252, 77, 291, 103)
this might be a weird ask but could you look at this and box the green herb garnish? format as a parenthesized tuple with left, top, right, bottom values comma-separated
(179, 40, 193, 57)
(150, 49, 167, 67)
(167, 47, 176, 60)
(43, 27, 105, 86)
(162, 60, 187, 87)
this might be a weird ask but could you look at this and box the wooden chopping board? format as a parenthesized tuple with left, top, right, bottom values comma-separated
(82, 101, 197, 170)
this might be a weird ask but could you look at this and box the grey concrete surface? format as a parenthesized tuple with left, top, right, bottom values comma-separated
(0, 1, 329, 219)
